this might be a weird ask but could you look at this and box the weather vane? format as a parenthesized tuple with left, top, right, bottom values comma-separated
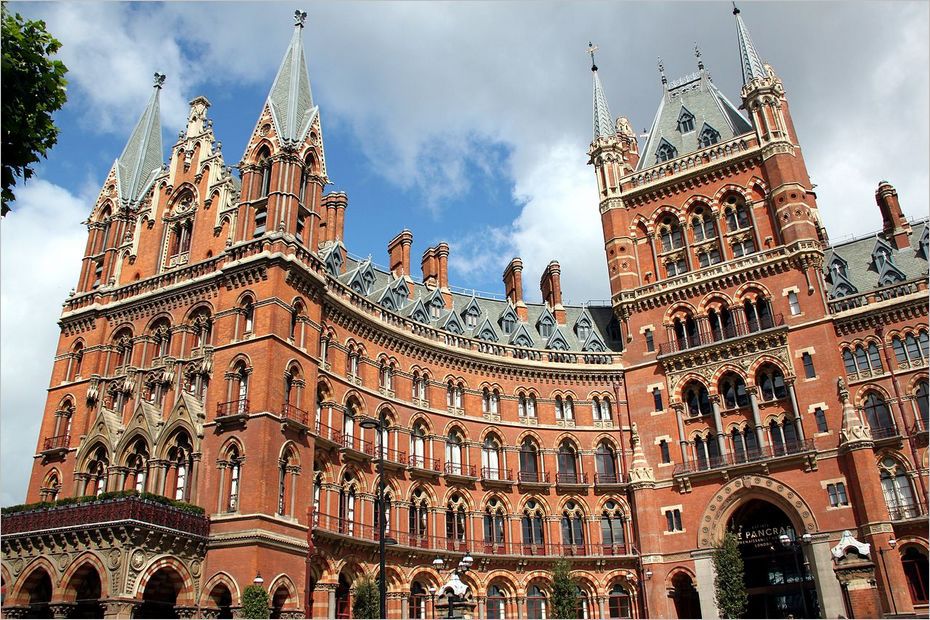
(294, 10, 308, 27)
(587, 42, 599, 71)
(657, 57, 667, 85)
(694, 43, 704, 70)
(153, 73, 166, 89)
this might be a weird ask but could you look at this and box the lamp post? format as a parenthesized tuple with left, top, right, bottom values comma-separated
(878, 538, 898, 616)
(360, 412, 397, 619)
(428, 586, 437, 620)
(779, 533, 811, 619)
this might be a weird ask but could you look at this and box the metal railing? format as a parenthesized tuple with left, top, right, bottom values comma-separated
(2, 496, 209, 537)
(444, 463, 477, 478)
(594, 472, 624, 485)
(336, 433, 376, 457)
(281, 403, 310, 426)
(481, 467, 514, 482)
(518, 471, 550, 484)
(674, 438, 815, 476)
(216, 398, 249, 418)
(408, 455, 442, 472)
(871, 425, 901, 440)
(658, 314, 785, 355)
(887, 502, 927, 521)
(42, 434, 71, 451)
(556, 472, 589, 485)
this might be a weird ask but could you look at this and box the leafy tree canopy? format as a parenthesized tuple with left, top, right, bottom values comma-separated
(1, 3, 68, 215)
(550, 559, 579, 619)
(713, 531, 749, 619)
(353, 575, 381, 619)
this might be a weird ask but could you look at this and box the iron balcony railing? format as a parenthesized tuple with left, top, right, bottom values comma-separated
(281, 403, 310, 426)
(594, 472, 625, 485)
(216, 398, 249, 418)
(887, 502, 927, 521)
(518, 471, 550, 484)
(42, 434, 71, 451)
(480, 467, 514, 482)
(556, 472, 589, 485)
(2, 496, 209, 537)
(658, 313, 785, 355)
(444, 463, 477, 478)
(871, 425, 901, 440)
(408, 455, 442, 472)
(336, 433, 376, 458)
(674, 438, 815, 476)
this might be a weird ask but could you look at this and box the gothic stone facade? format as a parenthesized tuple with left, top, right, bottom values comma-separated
(2, 7, 928, 620)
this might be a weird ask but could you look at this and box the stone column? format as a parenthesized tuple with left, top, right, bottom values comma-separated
(709, 395, 727, 457)
(48, 603, 75, 619)
(478, 596, 486, 619)
(327, 584, 338, 618)
(400, 593, 409, 620)
(804, 534, 846, 619)
(747, 388, 767, 448)
(673, 404, 688, 462)
(101, 600, 139, 619)
(515, 596, 525, 620)
(597, 595, 607, 619)
(691, 550, 719, 620)
(786, 381, 806, 441)
(188, 453, 202, 504)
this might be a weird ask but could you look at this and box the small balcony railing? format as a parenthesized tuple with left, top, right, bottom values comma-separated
(556, 472, 588, 485)
(481, 467, 513, 482)
(382, 447, 408, 465)
(888, 502, 926, 521)
(408, 455, 442, 472)
(42, 434, 71, 452)
(216, 398, 249, 418)
(658, 314, 785, 356)
(444, 463, 477, 478)
(871, 425, 901, 440)
(281, 403, 310, 427)
(594, 472, 624, 485)
(674, 438, 815, 476)
(337, 433, 376, 458)
(313, 420, 340, 444)
(518, 471, 550, 484)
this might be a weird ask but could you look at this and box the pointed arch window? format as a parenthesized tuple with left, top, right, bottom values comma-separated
(601, 501, 626, 552)
(595, 442, 618, 483)
(486, 585, 507, 620)
(257, 149, 272, 198)
(863, 392, 895, 434)
(720, 374, 749, 409)
(89, 448, 109, 496)
(522, 500, 546, 550)
(561, 501, 586, 549)
(592, 396, 612, 422)
(730, 426, 759, 463)
(409, 489, 430, 540)
(914, 380, 929, 430)
(557, 442, 579, 483)
(519, 438, 540, 482)
(526, 585, 547, 620)
(684, 382, 711, 417)
(410, 423, 427, 468)
(445, 429, 463, 469)
(756, 365, 787, 401)
(482, 435, 503, 479)
(659, 216, 685, 252)
(902, 547, 929, 604)
(677, 108, 695, 134)
(446, 494, 468, 544)
(125, 439, 149, 493)
(483, 497, 506, 548)
(656, 140, 678, 163)
(555, 395, 574, 421)
(608, 584, 633, 619)
(691, 207, 717, 242)
(698, 124, 720, 147)
(338, 473, 356, 533)
(880, 457, 917, 519)
(225, 445, 241, 512)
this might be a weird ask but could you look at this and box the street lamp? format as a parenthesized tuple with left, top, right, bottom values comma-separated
(253, 572, 264, 587)
(359, 413, 398, 619)
(778, 533, 811, 619)
(428, 586, 437, 619)
(878, 538, 899, 616)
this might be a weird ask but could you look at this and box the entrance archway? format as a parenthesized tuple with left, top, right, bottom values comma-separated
(137, 567, 184, 619)
(335, 574, 352, 619)
(670, 573, 701, 619)
(727, 499, 819, 618)
(20, 567, 52, 619)
(208, 583, 233, 619)
(65, 563, 104, 619)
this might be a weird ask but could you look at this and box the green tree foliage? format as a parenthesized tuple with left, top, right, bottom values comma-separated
(1, 3, 68, 215)
(241, 585, 270, 619)
(713, 531, 748, 619)
(353, 575, 381, 619)
(550, 559, 579, 619)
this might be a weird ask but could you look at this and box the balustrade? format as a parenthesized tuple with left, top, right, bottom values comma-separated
(674, 438, 815, 476)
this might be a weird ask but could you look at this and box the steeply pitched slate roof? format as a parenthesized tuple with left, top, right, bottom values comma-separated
(734, 6, 766, 84)
(592, 68, 615, 140)
(333, 253, 622, 353)
(637, 73, 752, 171)
(823, 219, 929, 298)
(116, 81, 164, 206)
(267, 15, 318, 147)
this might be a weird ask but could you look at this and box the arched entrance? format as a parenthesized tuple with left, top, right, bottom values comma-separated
(727, 499, 819, 618)
(270, 583, 291, 619)
(65, 563, 104, 619)
(335, 574, 351, 619)
(136, 567, 184, 619)
(670, 573, 701, 619)
(207, 583, 233, 619)
(19, 567, 52, 619)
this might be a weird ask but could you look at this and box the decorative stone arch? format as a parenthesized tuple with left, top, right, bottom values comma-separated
(278, 440, 301, 466)
(682, 194, 718, 217)
(652, 205, 684, 228)
(696, 475, 818, 549)
(201, 571, 241, 607)
(74, 438, 113, 473)
(518, 494, 551, 515)
(227, 353, 254, 372)
(219, 436, 245, 459)
(689, 427, 716, 442)
(709, 363, 749, 386)
(376, 402, 398, 425)
(675, 372, 712, 401)
(114, 428, 154, 461)
(905, 372, 929, 393)
(519, 571, 552, 597)
(408, 482, 438, 505)
(442, 488, 475, 511)
(664, 566, 697, 592)
(134, 556, 196, 606)
(515, 429, 543, 445)
(478, 491, 514, 514)
(248, 139, 276, 165)
(726, 419, 753, 433)
(343, 390, 367, 416)
(712, 183, 753, 205)
(595, 495, 632, 517)
(441, 420, 469, 439)
(482, 570, 518, 596)
(9, 556, 59, 605)
(307, 554, 333, 584)
(332, 559, 365, 583)
(1, 562, 12, 600)
(732, 282, 773, 304)
(697, 291, 735, 314)
(267, 573, 300, 612)
(663, 301, 699, 325)
(513, 385, 541, 398)
(368, 474, 401, 498)
(630, 214, 653, 236)
(407, 412, 433, 434)
(762, 412, 790, 426)
(235, 290, 258, 306)
(557, 495, 589, 515)
(854, 384, 894, 408)
(875, 449, 912, 470)
(335, 463, 365, 489)
(748, 177, 769, 201)
(408, 568, 442, 590)
(154, 421, 197, 461)
(591, 432, 621, 451)
(747, 354, 791, 381)
(59, 552, 110, 603)
(553, 431, 582, 448)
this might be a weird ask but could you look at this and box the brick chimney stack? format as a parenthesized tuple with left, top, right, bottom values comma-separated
(320, 191, 348, 245)
(421, 243, 452, 305)
(503, 258, 528, 321)
(435, 242, 450, 291)
(388, 229, 413, 277)
(875, 181, 912, 250)
(540, 260, 566, 324)
(421, 247, 438, 289)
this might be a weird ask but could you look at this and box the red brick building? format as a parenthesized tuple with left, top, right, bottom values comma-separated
(2, 6, 927, 620)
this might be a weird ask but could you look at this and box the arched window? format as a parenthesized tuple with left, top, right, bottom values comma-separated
(683, 381, 711, 417)
(225, 445, 241, 512)
(691, 207, 716, 242)
(607, 584, 632, 619)
(337, 473, 356, 533)
(526, 585, 547, 620)
(86, 445, 109, 496)
(344, 399, 358, 441)
(151, 319, 172, 359)
(522, 500, 546, 551)
(257, 148, 272, 198)
(915, 380, 929, 430)
(486, 585, 507, 620)
(557, 442, 578, 483)
(673, 315, 700, 351)
(656, 141, 678, 163)
(409, 489, 429, 541)
(410, 422, 427, 467)
(601, 501, 626, 553)
(373, 489, 392, 535)
(482, 435, 502, 479)
(232, 361, 249, 413)
(445, 429, 463, 469)
(730, 426, 759, 463)
(289, 301, 304, 341)
(698, 124, 720, 148)
(894, 332, 929, 367)
(744, 297, 773, 332)
(68, 342, 84, 382)
(724, 195, 752, 232)
(166, 433, 194, 501)
(520, 438, 540, 482)
(112, 329, 134, 370)
(595, 443, 618, 483)
(574, 586, 590, 619)
(902, 546, 929, 604)
(879, 457, 917, 519)
(592, 396, 612, 422)
(41, 471, 61, 502)
(484, 497, 506, 549)
(555, 395, 574, 421)
(312, 472, 322, 524)
(659, 216, 685, 252)
(482, 387, 500, 414)
(708, 306, 735, 341)
(561, 502, 585, 551)
(240, 297, 255, 336)
(125, 438, 149, 493)
(693, 433, 720, 470)
(97, 206, 112, 253)
(518, 392, 537, 418)
(719, 373, 749, 409)
(769, 418, 799, 455)
(757, 365, 787, 401)
(446, 494, 467, 544)
(864, 392, 895, 434)
(409, 582, 427, 620)
(53, 399, 74, 438)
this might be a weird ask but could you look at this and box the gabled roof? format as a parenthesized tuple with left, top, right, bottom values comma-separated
(462, 296, 482, 318)
(474, 317, 499, 342)
(267, 11, 318, 147)
(378, 278, 409, 311)
(546, 327, 571, 351)
(407, 298, 431, 324)
(581, 329, 608, 353)
(443, 311, 465, 335)
(116, 76, 165, 206)
(509, 323, 535, 348)
(348, 260, 377, 295)
(637, 73, 752, 171)
(321, 244, 344, 276)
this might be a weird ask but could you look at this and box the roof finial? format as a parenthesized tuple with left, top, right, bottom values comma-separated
(694, 43, 704, 71)
(153, 73, 166, 89)
(294, 9, 307, 28)
(732, 1, 740, 15)
(587, 41, 599, 72)
(657, 57, 667, 87)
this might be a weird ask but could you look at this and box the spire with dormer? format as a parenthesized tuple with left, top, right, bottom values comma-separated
(267, 10, 318, 147)
(733, 3, 765, 85)
(589, 43, 615, 140)
(116, 73, 165, 207)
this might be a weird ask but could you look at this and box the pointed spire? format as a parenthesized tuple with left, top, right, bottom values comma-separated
(657, 57, 668, 87)
(589, 42, 615, 140)
(116, 73, 165, 206)
(733, 3, 766, 84)
(694, 43, 704, 71)
(267, 10, 317, 147)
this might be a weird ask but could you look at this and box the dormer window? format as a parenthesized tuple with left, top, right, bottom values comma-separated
(677, 107, 695, 134)
(874, 247, 891, 269)
(576, 318, 591, 340)
(830, 259, 848, 280)
(698, 124, 720, 147)
(539, 316, 554, 338)
(656, 140, 678, 163)
(465, 310, 478, 329)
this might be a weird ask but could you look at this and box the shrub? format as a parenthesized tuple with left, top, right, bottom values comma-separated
(353, 575, 381, 619)
(241, 585, 270, 619)
(550, 559, 578, 619)
(713, 531, 748, 619)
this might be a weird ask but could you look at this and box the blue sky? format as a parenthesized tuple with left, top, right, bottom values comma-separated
(1, 2, 928, 504)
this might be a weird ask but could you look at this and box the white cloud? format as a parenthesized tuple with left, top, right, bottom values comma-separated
(0, 180, 89, 505)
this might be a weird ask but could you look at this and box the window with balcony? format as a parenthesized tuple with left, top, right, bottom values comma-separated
(673, 315, 700, 350)
(557, 442, 579, 482)
(595, 443, 618, 483)
(697, 248, 722, 268)
(880, 457, 917, 519)
(446, 494, 468, 544)
(693, 434, 720, 469)
(409, 489, 430, 539)
(338, 473, 356, 533)
(86, 446, 109, 496)
(769, 419, 800, 455)
(484, 497, 507, 546)
(445, 429, 464, 468)
(482, 435, 503, 479)
(410, 424, 427, 467)
(561, 501, 586, 548)
(744, 298, 773, 332)
(601, 501, 626, 550)
(730, 427, 759, 463)
(520, 438, 540, 482)
(522, 500, 546, 549)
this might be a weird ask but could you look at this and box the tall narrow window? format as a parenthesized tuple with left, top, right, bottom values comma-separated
(788, 291, 801, 315)
(814, 407, 828, 433)
(659, 440, 671, 464)
(253, 208, 267, 237)
(653, 387, 663, 411)
(802, 352, 816, 378)
(644, 329, 655, 352)
(665, 509, 683, 532)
